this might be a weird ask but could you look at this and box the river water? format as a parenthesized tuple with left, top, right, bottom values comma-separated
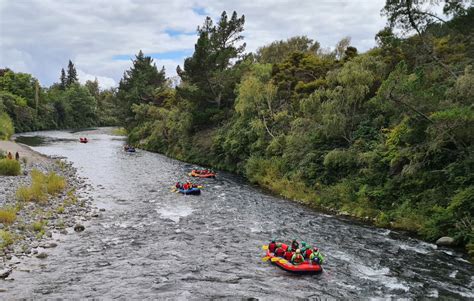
(4, 128, 473, 299)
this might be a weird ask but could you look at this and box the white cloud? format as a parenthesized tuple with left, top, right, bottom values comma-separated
(0, 0, 390, 88)
(77, 69, 117, 90)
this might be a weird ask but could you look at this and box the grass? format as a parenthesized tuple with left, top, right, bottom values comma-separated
(111, 127, 127, 136)
(31, 220, 46, 232)
(0, 207, 17, 225)
(0, 230, 14, 248)
(0, 158, 21, 176)
(46, 172, 66, 194)
(56, 205, 65, 214)
(16, 169, 67, 204)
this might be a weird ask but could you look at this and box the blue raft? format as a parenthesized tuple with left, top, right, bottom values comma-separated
(178, 187, 201, 195)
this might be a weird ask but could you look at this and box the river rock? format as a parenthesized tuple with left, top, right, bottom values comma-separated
(36, 252, 48, 259)
(99, 208, 105, 212)
(74, 224, 85, 232)
(436, 236, 455, 246)
(40, 242, 57, 248)
(0, 268, 12, 279)
(0, 223, 4, 229)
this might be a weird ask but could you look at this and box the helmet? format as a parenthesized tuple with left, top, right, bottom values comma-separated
(313, 247, 319, 251)
(301, 241, 307, 246)
(271, 238, 276, 243)
(276, 243, 282, 247)
(286, 246, 292, 252)
(295, 249, 301, 254)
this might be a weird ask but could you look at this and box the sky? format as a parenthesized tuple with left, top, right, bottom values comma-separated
(0, 0, 389, 89)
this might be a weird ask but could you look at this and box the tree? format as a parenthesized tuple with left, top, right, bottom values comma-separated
(117, 50, 166, 125)
(66, 60, 78, 87)
(177, 11, 246, 109)
(60, 68, 67, 90)
(381, 0, 469, 78)
(256, 36, 320, 64)
(85, 78, 99, 98)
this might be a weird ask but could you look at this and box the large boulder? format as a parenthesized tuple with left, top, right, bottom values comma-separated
(436, 236, 455, 246)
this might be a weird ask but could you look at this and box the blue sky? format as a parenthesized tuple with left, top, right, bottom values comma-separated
(0, 0, 395, 89)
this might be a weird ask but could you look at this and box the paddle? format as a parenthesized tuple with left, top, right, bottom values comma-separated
(270, 257, 280, 262)
(262, 256, 270, 262)
(279, 259, 288, 264)
(262, 245, 268, 250)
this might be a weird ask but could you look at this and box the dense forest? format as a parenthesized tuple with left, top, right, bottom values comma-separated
(1, 1, 472, 256)
(0, 60, 119, 139)
(119, 3, 474, 255)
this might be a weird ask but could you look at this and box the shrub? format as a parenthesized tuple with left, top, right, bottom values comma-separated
(31, 220, 46, 232)
(0, 158, 21, 176)
(16, 185, 33, 202)
(0, 112, 14, 140)
(0, 207, 17, 225)
(46, 172, 66, 194)
(16, 169, 66, 204)
(0, 230, 14, 248)
(111, 127, 127, 136)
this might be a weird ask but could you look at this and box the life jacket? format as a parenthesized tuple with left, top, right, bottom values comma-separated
(275, 247, 285, 257)
(310, 251, 323, 264)
(291, 253, 304, 264)
(304, 249, 313, 259)
(291, 242, 299, 250)
(268, 242, 277, 253)
(284, 251, 294, 261)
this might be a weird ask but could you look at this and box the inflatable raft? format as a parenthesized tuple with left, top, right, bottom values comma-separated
(79, 138, 88, 143)
(178, 187, 201, 195)
(125, 147, 136, 152)
(265, 248, 322, 274)
(190, 169, 216, 178)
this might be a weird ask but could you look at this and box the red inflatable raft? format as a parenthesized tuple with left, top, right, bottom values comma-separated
(190, 169, 216, 178)
(265, 246, 322, 274)
(79, 137, 88, 143)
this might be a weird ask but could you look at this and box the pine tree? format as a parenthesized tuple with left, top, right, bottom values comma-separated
(60, 68, 67, 90)
(66, 60, 78, 87)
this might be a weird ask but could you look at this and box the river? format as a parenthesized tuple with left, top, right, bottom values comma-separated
(4, 128, 473, 299)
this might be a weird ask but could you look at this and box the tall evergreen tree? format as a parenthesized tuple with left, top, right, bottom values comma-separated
(60, 68, 67, 90)
(177, 11, 246, 109)
(117, 50, 166, 125)
(59, 68, 67, 90)
(66, 60, 78, 87)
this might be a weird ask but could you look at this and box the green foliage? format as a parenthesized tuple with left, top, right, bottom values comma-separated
(177, 11, 247, 127)
(0, 158, 21, 176)
(256, 36, 320, 64)
(120, 9, 473, 254)
(16, 169, 66, 204)
(0, 61, 119, 133)
(0, 112, 14, 139)
(117, 50, 166, 126)
(0, 207, 17, 225)
(0, 230, 14, 248)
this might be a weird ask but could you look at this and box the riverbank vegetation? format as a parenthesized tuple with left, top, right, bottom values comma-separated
(0, 158, 21, 176)
(117, 3, 473, 255)
(16, 170, 66, 204)
(0, 61, 120, 136)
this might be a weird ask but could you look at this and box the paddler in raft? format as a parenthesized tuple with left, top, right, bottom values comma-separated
(268, 239, 277, 253)
(274, 243, 286, 257)
(283, 246, 294, 261)
(309, 247, 325, 264)
(291, 239, 299, 251)
(291, 249, 305, 265)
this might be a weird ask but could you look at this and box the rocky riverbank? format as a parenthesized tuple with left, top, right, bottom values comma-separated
(0, 142, 101, 280)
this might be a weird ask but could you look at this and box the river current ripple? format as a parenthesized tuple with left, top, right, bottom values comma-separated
(4, 128, 473, 299)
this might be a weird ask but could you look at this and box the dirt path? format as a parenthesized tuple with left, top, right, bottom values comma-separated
(0, 140, 50, 164)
